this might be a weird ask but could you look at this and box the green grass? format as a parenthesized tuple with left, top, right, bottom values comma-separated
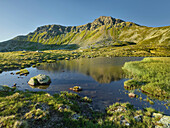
(124, 79, 143, 89)
(123, 57, 170, 99)
(0, 86, 166, 128)
(0, 44, 169, 74)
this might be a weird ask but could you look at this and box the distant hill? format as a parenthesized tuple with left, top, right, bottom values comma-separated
(0, 16, 170, 51)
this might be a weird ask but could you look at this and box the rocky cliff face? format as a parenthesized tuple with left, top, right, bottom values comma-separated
(0, 16, 169, 51)
(26, 16, 131, 35)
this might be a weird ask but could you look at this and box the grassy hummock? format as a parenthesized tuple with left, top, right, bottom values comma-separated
(123, 57, 170, 99)
(124, 79, 143, 89)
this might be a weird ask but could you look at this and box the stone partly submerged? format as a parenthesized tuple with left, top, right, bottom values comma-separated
(69, 86, 82, 92)
(28, 74, 51, 86)
(128, 93, 136, 98)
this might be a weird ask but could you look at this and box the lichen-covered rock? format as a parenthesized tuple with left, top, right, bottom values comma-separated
(28, 74, 51, 86)
(69, 86, 82, 91)
(156, 116, 170, 128)
(153, 113, 163, 118)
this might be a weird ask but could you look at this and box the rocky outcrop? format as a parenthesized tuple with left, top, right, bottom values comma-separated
(28, 74, 51, 86)
(156, 115, 170, 128)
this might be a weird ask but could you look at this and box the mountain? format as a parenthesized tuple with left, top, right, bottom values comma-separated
(0, 16, 170, 51)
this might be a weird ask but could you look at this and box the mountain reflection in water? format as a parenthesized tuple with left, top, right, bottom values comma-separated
(37, 57, 126, 83)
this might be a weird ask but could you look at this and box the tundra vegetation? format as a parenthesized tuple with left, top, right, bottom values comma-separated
(0, 86, 167, 128)
(123, 57, 170, 100)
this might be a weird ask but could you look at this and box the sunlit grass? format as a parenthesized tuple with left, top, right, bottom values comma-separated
(123, 57, 170, 99)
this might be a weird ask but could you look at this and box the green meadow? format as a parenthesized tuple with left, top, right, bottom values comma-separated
(123, 57, 170, 99)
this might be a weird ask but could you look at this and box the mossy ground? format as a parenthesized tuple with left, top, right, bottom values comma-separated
(0, 86, 165, 128)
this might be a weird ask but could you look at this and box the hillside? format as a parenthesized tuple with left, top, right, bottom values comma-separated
(0, 16, 170, 51)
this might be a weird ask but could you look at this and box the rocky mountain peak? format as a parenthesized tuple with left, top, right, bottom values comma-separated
(32, 16, 126, 34)
(93, 16, 124, 26)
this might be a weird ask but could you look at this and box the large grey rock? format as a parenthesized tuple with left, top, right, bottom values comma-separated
(28, 74, 51, 86)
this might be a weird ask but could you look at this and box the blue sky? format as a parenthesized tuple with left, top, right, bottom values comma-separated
(0, 0, 170, 42)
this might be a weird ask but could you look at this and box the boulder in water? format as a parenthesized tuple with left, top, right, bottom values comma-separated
(28, 74, 51, 86)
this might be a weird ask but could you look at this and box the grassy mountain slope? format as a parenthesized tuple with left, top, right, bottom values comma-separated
(0, 16, 169, 51)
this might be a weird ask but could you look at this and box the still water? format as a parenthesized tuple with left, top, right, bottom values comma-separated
(0, 57, 169, 115)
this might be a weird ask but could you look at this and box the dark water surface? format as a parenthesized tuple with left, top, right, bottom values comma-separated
(0, 57, 169, 115)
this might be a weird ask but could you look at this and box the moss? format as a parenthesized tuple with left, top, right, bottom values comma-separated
(16, 69, 29, 75)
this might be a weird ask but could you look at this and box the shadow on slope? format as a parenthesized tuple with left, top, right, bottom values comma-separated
(0, 40, 79, 52)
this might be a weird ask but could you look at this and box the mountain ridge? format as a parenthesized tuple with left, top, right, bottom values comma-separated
(0, 16, 169, 51)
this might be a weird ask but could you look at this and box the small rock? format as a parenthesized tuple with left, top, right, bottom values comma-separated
(120, 115, 125, 120)
(125, 122, 130, 126)
(114, 106, 126, 113)
(45, 93, 51, 97)
(134, 115, 142, 122)
(58, 105, 70, 111)
(10, 72, 14, 75)
(69, 86, 82, 91)
(120, 120, 130, 126)
(128, 93, 136, 98)
(58, 107, 63, 111)
(12, 83, 17, 88)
